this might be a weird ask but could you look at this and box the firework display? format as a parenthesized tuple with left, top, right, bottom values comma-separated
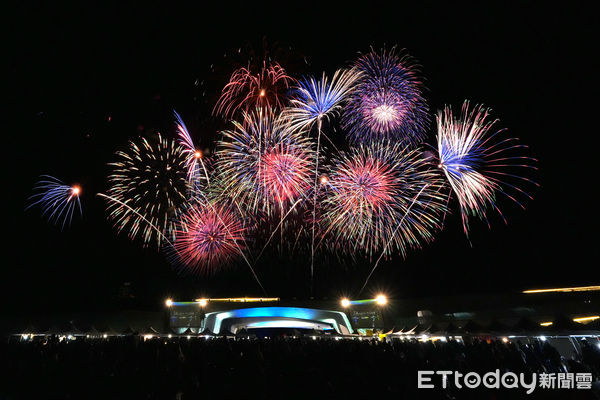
(436, 102, 538, 236)
(105, 133, 189, 247)
(27, 175, 82, 229)
(28, 44, 537, 290)
(342, 48, 429, 146)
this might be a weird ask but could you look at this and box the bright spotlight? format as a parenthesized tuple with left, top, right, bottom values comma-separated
(502, 337, 509, 343)
(375, 294, 387, 305)
(199, 299, 208, 307)
(165, 298, 173, 307)
(341, 298, 350, 308)
(539, 336, 547, 341)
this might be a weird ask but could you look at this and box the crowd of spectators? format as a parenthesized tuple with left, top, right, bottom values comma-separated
(1, 334, 599, 399)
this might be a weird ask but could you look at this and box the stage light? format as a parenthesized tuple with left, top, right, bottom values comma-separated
(376, 294, 387, 305)
(103, 334, 108, 338)
(502, 337, 509, 343)
(168, 334, 172, 338)
(198, 299, 208, 307)
(341, 298, 350, 308)
(165, 298, 173, 307)
(539, 336, 547, 341)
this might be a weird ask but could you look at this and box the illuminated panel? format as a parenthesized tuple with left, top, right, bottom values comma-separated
(345, 295, 387, 306)
(170, 301, 201, 306)
(522, 286, 600, 294)
(573, 316, 599, 323)
(194, 297, 280, 303)
(246, 320, 333, 330)
(349, 299, 377, 305)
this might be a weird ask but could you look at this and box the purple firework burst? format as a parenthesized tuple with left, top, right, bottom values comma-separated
(342, 47, 430, 146)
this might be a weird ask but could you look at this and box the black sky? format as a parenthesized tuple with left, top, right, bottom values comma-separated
(5, 2, 599, 313)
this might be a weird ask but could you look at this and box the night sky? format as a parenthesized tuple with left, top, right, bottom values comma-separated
(5, 3, 598, 314)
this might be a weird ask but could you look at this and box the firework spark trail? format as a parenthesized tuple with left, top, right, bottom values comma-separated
(322, 142, 446, 259)
(342, 47, 430, 146)
(105, 133, 189, 247)
(97, 193, 174, 247)
(27, 175, 82, 229)
(213, 61, 295, 119)
(439, 188, 453, 230)
(436, 102, 538, 236)
(358, 183, 430, 294)
(252, 196, 307, 267)
(283, 68, 361, 290)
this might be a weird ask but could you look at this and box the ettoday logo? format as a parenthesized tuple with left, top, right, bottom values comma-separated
(418, 370, 593, 394)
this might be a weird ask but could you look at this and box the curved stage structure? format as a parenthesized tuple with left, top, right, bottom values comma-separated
(202, 307, 354, 335)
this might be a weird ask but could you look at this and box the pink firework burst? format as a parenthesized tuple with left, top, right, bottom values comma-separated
(334, 156, 395, 215)
(173, 203, 246, 274)
(322, 142, 447, 258)
(260, 144, 313, 206)
(213, 61, 295, 119)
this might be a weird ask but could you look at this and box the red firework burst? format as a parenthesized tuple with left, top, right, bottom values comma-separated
(174, 203, 246, 273)
(213, 61, 295, 119)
